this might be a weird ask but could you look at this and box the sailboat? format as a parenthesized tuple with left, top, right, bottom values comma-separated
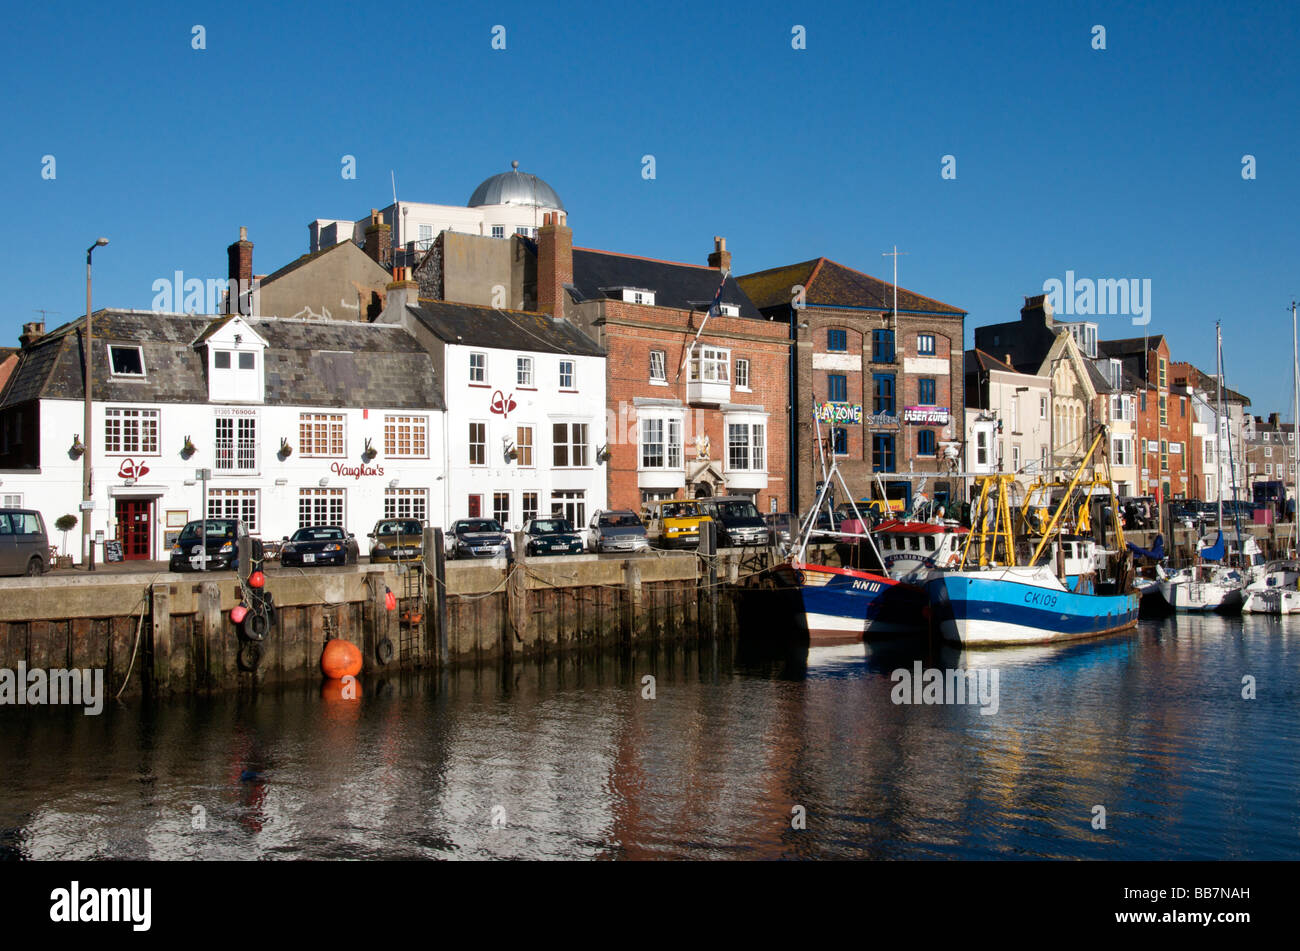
(925, 427, 1139, 646)
(1244, 300, 1300, 614)
(1158, 323, 1249, 612)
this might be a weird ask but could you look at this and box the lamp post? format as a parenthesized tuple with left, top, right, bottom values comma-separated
(83, 237, 109, 570)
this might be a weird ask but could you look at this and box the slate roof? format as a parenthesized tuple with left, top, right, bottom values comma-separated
(0, 310, 444, 411)
(738, 258, 966, 316)
(407, 299, 604, 356)
(569, 248, 763, 320)
(965, 349, 1020, 375)
(1172, 363, 1250, 405)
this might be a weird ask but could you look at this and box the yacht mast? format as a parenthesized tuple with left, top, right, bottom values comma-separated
(1292, 300, 1298, 555)
(1216, 322, 1224, 537)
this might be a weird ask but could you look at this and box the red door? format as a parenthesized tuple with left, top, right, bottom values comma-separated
(115, 499, 152, 560)
(468, 495, 482, 518)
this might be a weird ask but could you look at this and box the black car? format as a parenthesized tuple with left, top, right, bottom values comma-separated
(524, 518, 584, 556)
(279, 525, 359, 567)
(169, 519, 263, 572)
(701, 497, 768, 547)
(449, 518, 512, 559)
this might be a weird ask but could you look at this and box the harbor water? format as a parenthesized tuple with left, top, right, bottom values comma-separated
(1, 614, 1297, 860)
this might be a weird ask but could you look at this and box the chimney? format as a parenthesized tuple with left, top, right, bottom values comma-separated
(708, 236, 731, 272)
(227, 226, 253, 314)
(1269, 412, 1280, 428)
(382, 270, 419, 324)
(19, 321, 45, 349)
(364, 209, 391, 266)
(537, 211, 572, 319)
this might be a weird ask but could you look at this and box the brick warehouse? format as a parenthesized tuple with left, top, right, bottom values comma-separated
(738, 258, 967, 513)
(535, 215, 791, 513)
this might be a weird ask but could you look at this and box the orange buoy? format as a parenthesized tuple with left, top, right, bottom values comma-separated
(384, 588, 396, 611)
(320, 675, 362, 702)
(321, 638, 362, 679)
(249, 570, 265, 589)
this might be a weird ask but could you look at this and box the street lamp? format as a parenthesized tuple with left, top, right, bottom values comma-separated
(83, 237, 109, 570)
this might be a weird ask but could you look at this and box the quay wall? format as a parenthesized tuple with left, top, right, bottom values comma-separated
(0, 545, 782, 698)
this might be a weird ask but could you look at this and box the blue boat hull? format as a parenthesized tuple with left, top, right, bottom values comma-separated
(752, 564, 928, 640)
(927, 571, 1139, 646)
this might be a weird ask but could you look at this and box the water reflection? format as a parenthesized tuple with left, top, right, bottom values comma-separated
(1, 615, 1297, 859)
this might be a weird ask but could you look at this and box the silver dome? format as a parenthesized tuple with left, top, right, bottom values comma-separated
(467, 163, 564, 211)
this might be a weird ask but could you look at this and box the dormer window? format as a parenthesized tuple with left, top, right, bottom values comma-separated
(108, 345, 145, 378)
(200, 317, 267, 403)
(718, 303, 740, 317)
(618, 288, 655, 305)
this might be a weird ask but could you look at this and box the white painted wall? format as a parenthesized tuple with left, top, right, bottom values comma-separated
(1, 398, 446, 559)
(443, 342, 606, 530)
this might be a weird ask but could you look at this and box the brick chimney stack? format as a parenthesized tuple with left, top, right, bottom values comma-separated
(537, 211, 572, 319)
(19, 321, 45, 349)
(364, 209, 391, 267)
(708, 236, 731, 272)
(228, 226, 253, 289)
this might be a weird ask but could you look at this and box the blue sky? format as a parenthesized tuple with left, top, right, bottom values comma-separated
(3, 0, 1297, 412)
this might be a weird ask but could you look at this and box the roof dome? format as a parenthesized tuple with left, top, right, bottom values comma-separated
(467, 161, 564, 211)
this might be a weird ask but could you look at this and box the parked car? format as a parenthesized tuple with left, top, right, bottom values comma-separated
(169, 519, 263, 572)
(280, 525, 359, 567)
(0, 508, 49, 577)
(587, 509, 649, 553)
(368, 518, 424, 563)
(700, 497, 768, 547)
(644, 499, 712, 550)
(1170, 500, 1209, 529)
(523, 517, 584, 556)
(765, 512, 798, 548)
(448, 518, 512, 559)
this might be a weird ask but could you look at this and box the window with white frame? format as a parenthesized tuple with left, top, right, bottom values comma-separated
(1112, 436, 1134, 467)
(104, 407, 159, 455)
(383, 487, 427, 522)
(649, 350, 667, 382)
(1012, 445, 1021, 471)
(1, 493, 24, 507)
(298, 488, 344, 528)
(1267, 463, 1274, 476)
(553, 422, 589, 467)
(491, 225, 505, 239)
(515, 425, 534, 466)
(299, 413, 344, 457)
(108, 345, 146, 377)
(207, 488, 259, 532)
(559, 360, 575, 389)
(735, 359, 750, 390)
(469, 352, 486, 383)
(384, 415, 427, 458)
(551, 491, 586, 526)
(1040, 396, 1048, 419)
(640, 416, 682, 469)
(417, 224, 434, 249)
(493, 492, 510, 527)
(468, 422, 486, 466)
(214, 413, 257, 471)
(522, 492, 539, 524)
(689, 346, 730, 383)
(517, 356, 534, 386)
(916, 334, 936, 356)
(727, 422, 766, 471)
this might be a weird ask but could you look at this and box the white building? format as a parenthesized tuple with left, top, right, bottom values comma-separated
(310, 163, 565, 268)
(0, 312, 446, 561)
(963, 349, 1051, 482)
(378, 282, 608, 529)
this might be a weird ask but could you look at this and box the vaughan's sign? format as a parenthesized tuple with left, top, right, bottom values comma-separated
(330, 461, 385, 479)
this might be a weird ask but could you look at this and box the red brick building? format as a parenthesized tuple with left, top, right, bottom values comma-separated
(1099, 336, 1202, 501)
(739, 258, 966, 512)
(538, 216, 791, 513)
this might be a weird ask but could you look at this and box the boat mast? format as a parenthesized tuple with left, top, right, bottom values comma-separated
(1292, 300, 1298, 555)
(1216, 321, 1224, 537)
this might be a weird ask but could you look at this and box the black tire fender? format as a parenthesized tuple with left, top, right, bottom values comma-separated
(243, 608, 271, 642)
(376, 637, 394, 665)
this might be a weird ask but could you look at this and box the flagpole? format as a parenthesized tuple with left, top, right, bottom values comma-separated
(676, 268, 730, 380)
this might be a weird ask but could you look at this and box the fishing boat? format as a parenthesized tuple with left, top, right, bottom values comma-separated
(742, 417, 926, 641)
(925, 429, 1139, 646)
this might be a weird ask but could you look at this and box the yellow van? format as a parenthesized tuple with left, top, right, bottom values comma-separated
(644, 499, 713, 550)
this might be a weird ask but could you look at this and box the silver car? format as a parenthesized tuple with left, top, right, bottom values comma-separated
(0, 509, 49, 576)
(587, 510, 649, 553)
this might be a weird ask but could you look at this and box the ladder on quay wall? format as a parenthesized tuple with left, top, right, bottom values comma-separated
(394, 551, 427, 666)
